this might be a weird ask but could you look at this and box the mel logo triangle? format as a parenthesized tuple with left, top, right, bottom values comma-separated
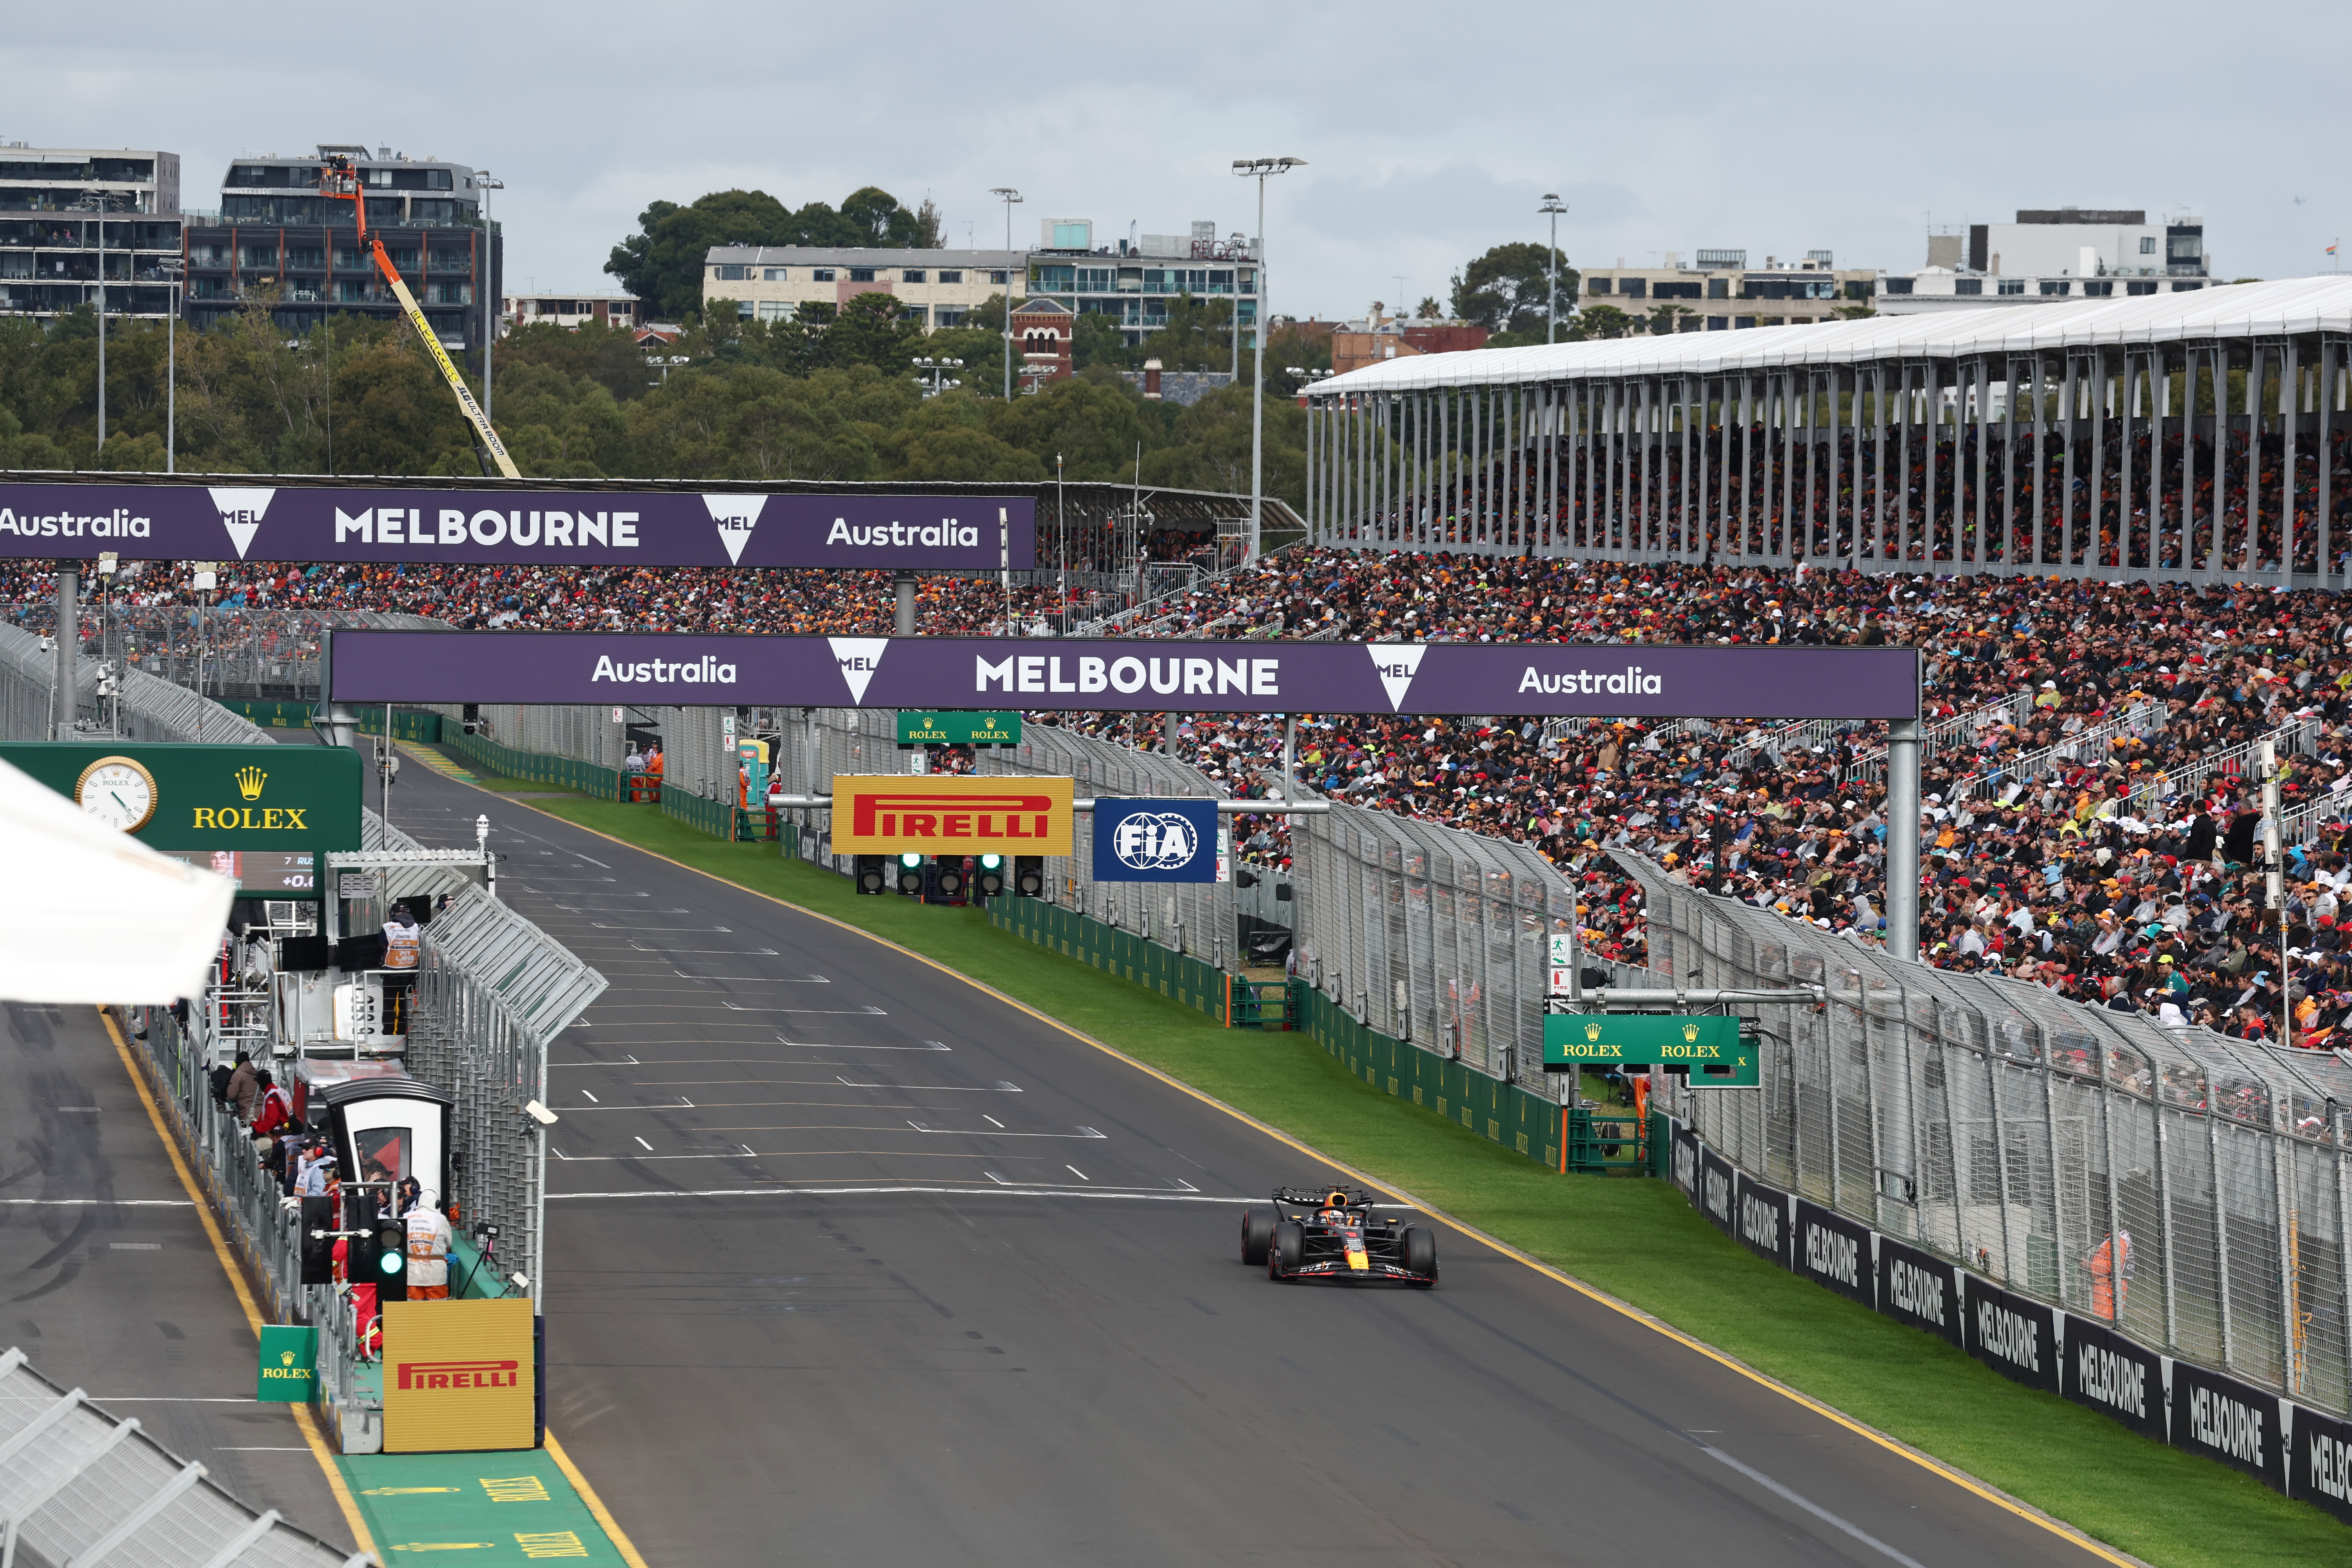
(703, 494, 769, 565)
(827, 637, 890, 704)
(1367, 644, 1428, 712)
(208, 487, 276, 559)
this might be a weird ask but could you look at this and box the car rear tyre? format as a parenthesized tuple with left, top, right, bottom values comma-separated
(1240, 1207, 1274, 1266)
(1401, 1225, 1437, 1282)
(1271, 1220, 1304, 1278)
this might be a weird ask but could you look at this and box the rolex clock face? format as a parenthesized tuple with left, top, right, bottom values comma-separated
(76, 756, 158, 833)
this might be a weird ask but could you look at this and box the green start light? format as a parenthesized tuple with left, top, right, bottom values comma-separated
(898, 852, 924, 868)
(378, 1248, 404, 1276)
(979, 854, 1002, 869)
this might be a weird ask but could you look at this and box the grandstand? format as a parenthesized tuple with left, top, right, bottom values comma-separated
(1303, 277, 2352, 585)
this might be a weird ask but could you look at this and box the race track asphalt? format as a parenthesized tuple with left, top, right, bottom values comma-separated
(370, 751, 2112, 1568)
(0, 1000, 354, 1550)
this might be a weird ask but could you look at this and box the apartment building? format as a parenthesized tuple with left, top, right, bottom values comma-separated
(0, 144, 184, 322)
(505, 291, 640, 333)
(1577, 250, 1877, 330)
(703, 247, 1025, 328)
(1877, 209, 2213, 315)
(182, 145, 501, 354)
(1025, 219, 1260, 350)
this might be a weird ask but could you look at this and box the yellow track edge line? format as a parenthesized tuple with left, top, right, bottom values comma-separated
(501, 794, 2149, 1568)
(544, 1434, 652, 1568)
(101, 1007, 380, 1561)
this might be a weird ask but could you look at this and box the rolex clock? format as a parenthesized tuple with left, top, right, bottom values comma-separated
(75, 755, 158, 833)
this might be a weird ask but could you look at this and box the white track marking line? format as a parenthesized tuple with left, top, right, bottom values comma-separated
(633, 1136, 654, 1151)
(984, 1116, 1005, 1129)
(547, 1183, 1304, 1203)
(581, 1091, 599, 1103)
(1066, 1167, 1089, 1181)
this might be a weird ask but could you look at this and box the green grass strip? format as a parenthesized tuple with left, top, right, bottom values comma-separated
(495, 782, 2343, 1568)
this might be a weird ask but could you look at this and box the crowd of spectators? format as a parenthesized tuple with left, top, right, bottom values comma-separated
(18, 544, 2352, 1049)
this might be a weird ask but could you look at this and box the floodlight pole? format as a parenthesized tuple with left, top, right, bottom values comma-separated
(1539, 194, 1567, 344)
(1886, 716, 1920, 962)
(1233, 156, 1303, 562)
(991, 187, 1022, 400)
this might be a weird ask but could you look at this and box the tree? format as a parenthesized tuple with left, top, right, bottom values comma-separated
(498, 319, 659, 403)
(604, 191, 797, 322)
(1071, 310, 1132, 372)
(1132, 293, 1234, 372)
(1264, 319, 1332, 397)
(824, 292, 923, 373)
(1449, 242, 1579, 336)
(912, 197, 943, 249)
(1416, 297, 1443, 320)
(604, 186, 924, 321)
(1566, 304, 1639, 341)
(1831, 303, 1877, 320)
(1646, 303, 1696, 336)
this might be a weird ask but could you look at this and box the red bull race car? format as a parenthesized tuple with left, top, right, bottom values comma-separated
(1240, 1185, 1437, 1286)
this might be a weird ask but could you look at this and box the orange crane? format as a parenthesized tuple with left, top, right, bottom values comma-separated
(318, 152, 520, 477)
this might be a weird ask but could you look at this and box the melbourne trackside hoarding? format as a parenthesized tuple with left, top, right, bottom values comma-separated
(1669, 1122, 1700, 1200)
(1791, 1198, 1873, 1308)
(326, 632, 1921, 720)
(2171, 1356, 2289, 1492)
(1875, 1235, 1962, 1347)
(1961, 1272, 2060, 1394)
(381, 1297, 536, 1453)
(2062, 1312, 2167, 1443)
(2292, 1401, 2352, 1524)
(1697, 1146, 1736, 1236)
(829, 775, 1074, 856)
(1732, 1171, 1790, 1269)
(0, 483, 1035, 569)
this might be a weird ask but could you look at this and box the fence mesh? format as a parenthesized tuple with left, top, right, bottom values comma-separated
(1630, 852, 2352, 1415)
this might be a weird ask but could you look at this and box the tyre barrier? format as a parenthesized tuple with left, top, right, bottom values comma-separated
(1661, 1113, 2352, 1523)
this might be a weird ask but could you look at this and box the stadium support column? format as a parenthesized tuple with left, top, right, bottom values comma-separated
(50, 565, 75, 740)
(1886, 715, 1920, 964)
(894, 572, 916, 637)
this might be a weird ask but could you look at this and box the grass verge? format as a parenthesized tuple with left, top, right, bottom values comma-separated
(490, 782, 2339, 1568)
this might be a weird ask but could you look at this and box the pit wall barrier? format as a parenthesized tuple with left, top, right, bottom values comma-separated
(660, 781, 737, 840)
(212, 698, 446, 742)
(440, 724, 624, 800)
(1657, 1109, 2352, 1526)
(985, 896, 1575, 1173)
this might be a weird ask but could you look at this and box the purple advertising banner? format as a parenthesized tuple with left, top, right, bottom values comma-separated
(327, 633, 1918, 719)
(0, 484, 1036, 570)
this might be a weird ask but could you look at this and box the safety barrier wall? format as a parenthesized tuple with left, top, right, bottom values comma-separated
(660, 781, 738, 840)
(1628, 855, 2352, 1515)
(214, 697, 445, 742)
(439, 722, 624, 799)
(984, 895, 1582, 1171)
(1660, 1102, 2352, 1522)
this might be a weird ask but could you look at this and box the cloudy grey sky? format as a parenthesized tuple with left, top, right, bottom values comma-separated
(12, 0, 2347, 321)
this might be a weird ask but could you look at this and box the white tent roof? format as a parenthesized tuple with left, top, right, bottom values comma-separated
(0, 756, 234, 1005)
(1310, 276, 2352, 397)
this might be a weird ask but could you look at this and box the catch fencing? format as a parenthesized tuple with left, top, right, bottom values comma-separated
(1290, 797, 1580, 1100)
(1628, 851, 2352, 1421)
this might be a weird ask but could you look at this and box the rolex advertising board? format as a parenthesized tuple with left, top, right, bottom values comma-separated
(0, 743, 361, 898)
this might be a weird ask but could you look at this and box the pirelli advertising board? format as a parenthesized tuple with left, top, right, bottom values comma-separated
(382, 1298, 536, 1452)
(829, 774, 1074, 856)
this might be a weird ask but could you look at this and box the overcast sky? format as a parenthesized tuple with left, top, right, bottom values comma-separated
(12, 0, 2347, 322)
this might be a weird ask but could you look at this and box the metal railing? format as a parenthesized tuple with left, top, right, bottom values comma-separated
(1957, 700, 2163, 798)
(2119, 715, 2321, 812)
(1630, 852, 2352, 1417)
(0, 1347, 366, 1568)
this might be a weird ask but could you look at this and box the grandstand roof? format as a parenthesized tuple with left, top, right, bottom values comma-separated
(1308, 276, 2352, 396)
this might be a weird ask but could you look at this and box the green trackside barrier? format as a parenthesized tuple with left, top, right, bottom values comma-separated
(1292, 983, 1570, 1172)
(440, 726, 624, 800)
(984, 896, 1577, 1174)
(661, 782, 737, 840)
(986, 895, 1233, 1022)
(214, 699, 443, 742)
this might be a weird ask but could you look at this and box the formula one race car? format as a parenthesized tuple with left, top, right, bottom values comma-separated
(1239, 1186, 1437, 1286)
